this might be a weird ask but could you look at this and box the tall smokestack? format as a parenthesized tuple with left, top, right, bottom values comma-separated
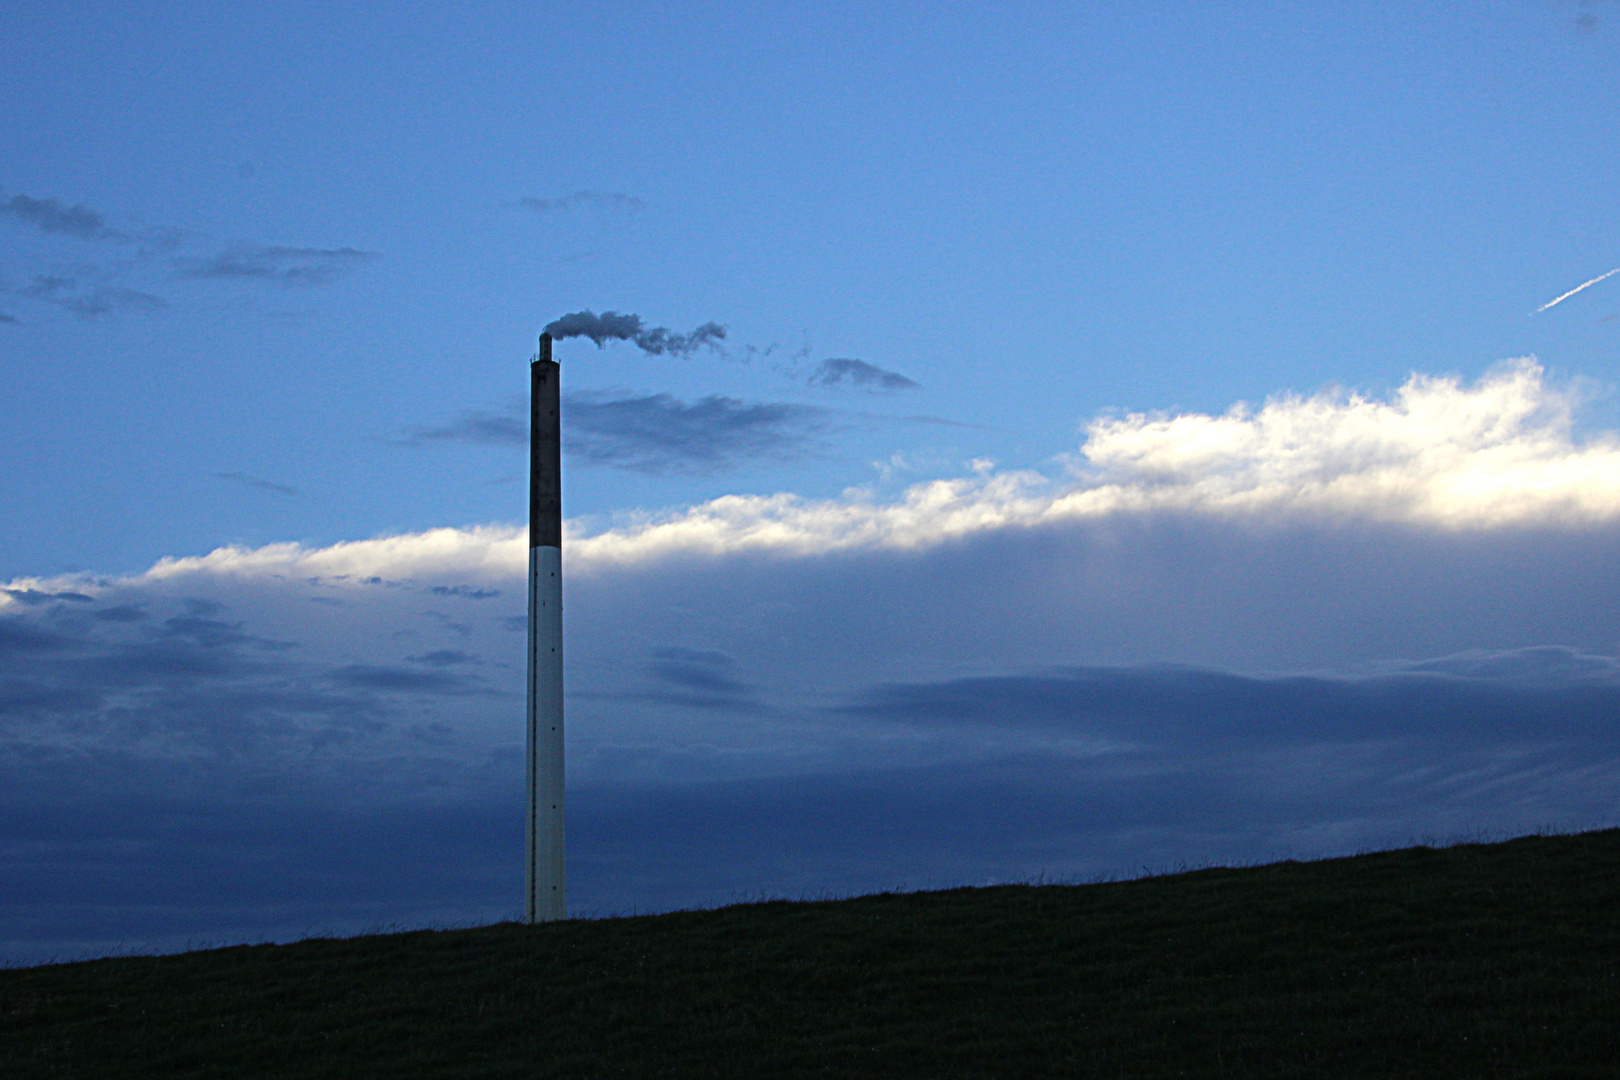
(526, 332, 565, 923)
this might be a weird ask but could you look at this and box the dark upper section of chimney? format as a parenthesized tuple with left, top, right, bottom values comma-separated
(529, 333, 561, 548)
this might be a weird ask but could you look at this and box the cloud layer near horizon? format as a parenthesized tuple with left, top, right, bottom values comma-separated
(6, 360, 1620, 962)
(35, 358, 1613, 592)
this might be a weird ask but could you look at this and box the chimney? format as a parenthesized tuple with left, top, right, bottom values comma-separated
(526, 332, 565, 922)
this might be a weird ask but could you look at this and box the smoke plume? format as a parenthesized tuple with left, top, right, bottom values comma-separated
(544, 310, 727, 357)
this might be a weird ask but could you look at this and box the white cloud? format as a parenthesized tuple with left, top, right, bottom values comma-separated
(4, 360, 1614, 606)
(573, 359, 1620, 567)
(1077, 359, 1618, 526)
(143, 524, 529, 583)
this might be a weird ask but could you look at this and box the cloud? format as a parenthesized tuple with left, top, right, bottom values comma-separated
(8, 361, 1620, 681)
(0, 190, 380, 323)
(411, 390, 840, 473)
(1571, 1, 1617, 33)
(90, 604, 148, 623)
(17, 479, 1620, 964)
(0, 569, 530, 969)
(566, 360, 1620, 565)
(176, 244, 380, 286)
(839, 651, 1620, 744)
(0, 191, 180, 249)
(405, 409, 527, 448)
(428, 585, 501, 599)
(0, 192, 398, 324)
(328, 664, 483, 694)
(637, 646, 759, 711)
(27, 358, 1620, 602)
(405, 359, 1620, 567)
(9, 525, 525, 591)
(0, 587, 471, 767)
(17, 275, 166, 319)
(0, 618, 75, 656)
(406, 649, 477, 666)
(564, 391, 831, 475)
(519, 192, 644, 213)
(408, 392, 834, 473)
(6, 614, 1620, 960)
(808, 358, 920, 392)
(19, 275, 74, 297)
(1067, 359, 1620, 522)
(29, 506, 1618, 716)
(0, 193, 124, 241)
(10, 394, 1620, 958)
(216, 472, 299, 496)
(2, 589, 93, 607)
(544, 310, 728, 357)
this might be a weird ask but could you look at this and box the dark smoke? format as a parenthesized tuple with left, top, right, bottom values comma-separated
(545, 310, 643, 345)
(544, 310, 727, 357)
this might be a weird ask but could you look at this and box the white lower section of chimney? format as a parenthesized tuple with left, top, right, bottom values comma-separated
(526, 542, 565, 922)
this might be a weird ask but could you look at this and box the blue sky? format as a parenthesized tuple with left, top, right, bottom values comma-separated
(5, 1, 1620, 962)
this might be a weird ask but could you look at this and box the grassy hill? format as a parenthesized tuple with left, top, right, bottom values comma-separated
(4, 830, 1620, 1078)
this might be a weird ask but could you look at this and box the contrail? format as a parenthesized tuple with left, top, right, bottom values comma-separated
(1535, 267, 1620, 313)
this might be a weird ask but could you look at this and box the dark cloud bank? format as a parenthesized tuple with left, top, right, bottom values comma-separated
(0, 589, 511, 963)
(5, 542, 1620, 963)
